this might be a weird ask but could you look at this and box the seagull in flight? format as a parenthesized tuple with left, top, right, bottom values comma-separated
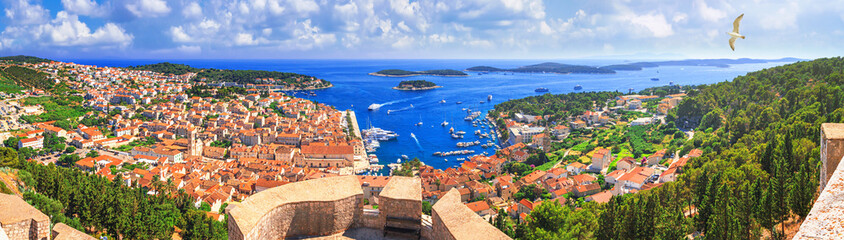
(727, 13, 745, 51)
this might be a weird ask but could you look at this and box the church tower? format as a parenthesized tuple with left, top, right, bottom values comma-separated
(189, 131, 203, 157)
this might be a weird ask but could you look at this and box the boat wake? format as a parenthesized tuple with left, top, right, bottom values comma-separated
(410, 133, 423, 151)
(370, 96, 423, 110)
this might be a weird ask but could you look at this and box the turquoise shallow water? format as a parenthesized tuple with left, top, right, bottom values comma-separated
(65, 58, 793, 171)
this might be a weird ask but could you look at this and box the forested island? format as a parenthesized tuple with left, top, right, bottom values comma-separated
(466, 58, 803, 75)
(393, 80, 441, 90)
(467, 62, 616, 74)
(370, 69, 468, 77)
(126, 62, 332, 90)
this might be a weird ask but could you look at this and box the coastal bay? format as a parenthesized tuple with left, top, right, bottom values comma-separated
(64, 58, 794, 171)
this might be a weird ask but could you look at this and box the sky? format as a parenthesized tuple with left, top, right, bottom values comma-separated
(0, 0, 842, 60)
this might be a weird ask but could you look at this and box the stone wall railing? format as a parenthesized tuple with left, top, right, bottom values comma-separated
(794, 123, 844, 239)
(226, 176, 364, 240)
(431, 188, 511, 240)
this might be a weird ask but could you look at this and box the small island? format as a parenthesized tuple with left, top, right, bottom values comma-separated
(370, 69, 468, 77)
(392, 80, 442, 91)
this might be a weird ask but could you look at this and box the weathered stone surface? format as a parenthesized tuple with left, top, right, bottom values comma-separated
(821, 123, 844, 190)
(227, 176, 364, 240)
(795, 154, 844, 239)
(795, 123, 844, 239)
(431, 189, 511, 240)
(52, 223, 96, 240)
(380, 177, 422, 230)
(228, 175, 504, 240)
(0, 193, 50, 240)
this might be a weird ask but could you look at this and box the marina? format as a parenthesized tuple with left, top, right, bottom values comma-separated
(77, 59, 793, 171)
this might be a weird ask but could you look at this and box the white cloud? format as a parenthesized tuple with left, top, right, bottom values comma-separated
(36, 11, 133, 47)
(392, 35, 415, 49)
(182, 2, 202, 19)
(290, 0, 319, 14)
(234, 33, 258, 46)
(5, 0, 49, 25)
(429, 34, 454, 43)
(501, 0, 545, 19)
(127, 0, 171, 18)
(177, 45, 201, 54)
(539, 21, 554, 35)
(170, 26, 192, 42)
(61, 0, 103, 17)
(696, 0, 727, 22)
(464, 39, 493, 48)
(760, 2, 799, 30)
(286, 19, 336, 50)
(673, 13, 688, 23)
(625, 13, 674, 38)
(262, 28, 273, 36)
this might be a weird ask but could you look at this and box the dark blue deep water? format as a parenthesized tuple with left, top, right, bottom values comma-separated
(63, 58, 793, 171)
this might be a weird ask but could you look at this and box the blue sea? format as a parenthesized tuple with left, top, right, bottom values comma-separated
(63, 58, 794, 171)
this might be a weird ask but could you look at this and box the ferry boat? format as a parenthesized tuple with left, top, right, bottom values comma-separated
(368, 103, 381, 110)
(535, 87, 550, 92)
(574, 85, 583, 90)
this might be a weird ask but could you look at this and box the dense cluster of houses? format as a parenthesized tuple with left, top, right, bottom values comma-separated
(6, 60, 368, 220)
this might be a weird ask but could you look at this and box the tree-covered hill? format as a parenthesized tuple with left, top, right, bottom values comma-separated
(126, 62, 198, 75)
(1, 66, 52, 90)
(124, 62, 330, 88)
(372, 69, 468, 76)
(0, 55, 54, 64)
(466, 62, 616, 74)
(507, 57, 839, 239)
(396, 80, 438, 89)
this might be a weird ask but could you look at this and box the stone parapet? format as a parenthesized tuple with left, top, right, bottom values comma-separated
(380, 177, 422, 230)
(431, 189, 511, 240)
(0, 193, 50, 240)
(52, 223, 95, 240)
(795, 123, 844, 239)
(227, 176, 364, 240)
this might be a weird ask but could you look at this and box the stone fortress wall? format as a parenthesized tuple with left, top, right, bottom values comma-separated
(227, 175, 511, 240)
(431, 188, 511, 240)
(227, 176, 364, 240)
(0, 193, 50, 240)
(795, 123, 844, 239)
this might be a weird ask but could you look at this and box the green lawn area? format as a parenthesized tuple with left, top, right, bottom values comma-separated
(535, 159, 558, 171)
(616, 148, 635, 159)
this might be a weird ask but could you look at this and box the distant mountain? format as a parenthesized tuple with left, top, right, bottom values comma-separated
(0, 55, 54, 64)
(466, 62, 616, 74)
(606, 58, 803, 70)
(370, 69, 468, 77)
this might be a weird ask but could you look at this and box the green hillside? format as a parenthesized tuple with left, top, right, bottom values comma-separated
(508, 57, 838, 239)
(124, 62, 329, 88)
(0, 55, 53, 64)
